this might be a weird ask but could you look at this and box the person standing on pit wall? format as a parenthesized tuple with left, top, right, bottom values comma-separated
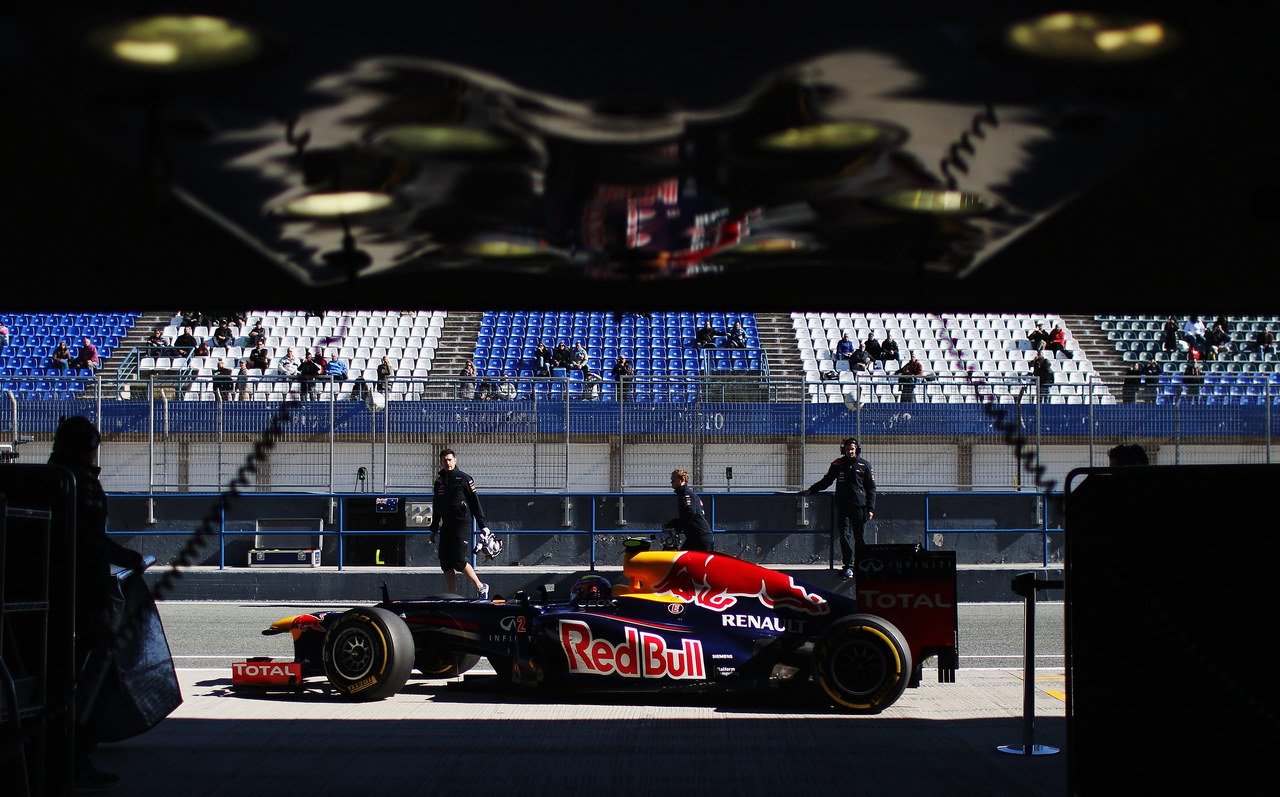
(663, 469, 714, 552)
(799, 437, 877, 579)
(429, 449, 490, 599)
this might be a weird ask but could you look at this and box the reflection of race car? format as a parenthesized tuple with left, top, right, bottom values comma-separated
(257, 541, 958, 713)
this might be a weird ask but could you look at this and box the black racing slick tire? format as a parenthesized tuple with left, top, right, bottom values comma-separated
(813, 614, 912, 714)
(415, 594, 480, 677)
(322, 607, 414, 700)
(415, 650, 481, 679)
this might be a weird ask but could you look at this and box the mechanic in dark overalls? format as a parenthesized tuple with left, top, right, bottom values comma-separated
(800, 437, 876, 579)
(665, 468, 714, 552)
(49, 416, 144, 788)
(429, 449, 490, 599)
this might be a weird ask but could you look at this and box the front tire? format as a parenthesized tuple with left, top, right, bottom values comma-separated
(415, 649, 480, 678)
(323, 607, 414, 700)
(813, 614, 912, 714)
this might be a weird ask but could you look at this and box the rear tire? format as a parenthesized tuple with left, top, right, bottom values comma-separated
(813, 614, 912, 714)
(323, 607, 414, 700)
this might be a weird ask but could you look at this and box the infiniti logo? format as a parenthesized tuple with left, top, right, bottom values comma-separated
(859, 559, 885, 574)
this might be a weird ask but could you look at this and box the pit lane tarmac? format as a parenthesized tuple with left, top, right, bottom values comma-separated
(98, 666, 1067, 796)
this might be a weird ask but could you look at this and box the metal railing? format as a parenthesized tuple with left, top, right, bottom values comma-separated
(2, 373, 1274, 495)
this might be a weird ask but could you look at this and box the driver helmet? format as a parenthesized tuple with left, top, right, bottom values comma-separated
(570, 574, 612, 602)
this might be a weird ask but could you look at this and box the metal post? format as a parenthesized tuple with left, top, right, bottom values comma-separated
(1087, 376, 1095, 467)
(1266, 382, 1272, 464)
(1034, 382, 1042, 477)
(328, 377, 335, 495)
(381, 389, 389, 493)
(564, 378, 570, 494)
(618, 379, 625, 492)
(999, 572, 1062, 756)
(216, 394, 224, 489)
(532, 380, 539, 491)
(1174, 396, 1182, 464)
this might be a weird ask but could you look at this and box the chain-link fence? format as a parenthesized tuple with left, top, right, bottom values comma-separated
(3, 373, 1274, 494)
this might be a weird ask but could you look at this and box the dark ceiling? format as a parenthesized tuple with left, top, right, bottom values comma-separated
(3, 1, 1276, 311)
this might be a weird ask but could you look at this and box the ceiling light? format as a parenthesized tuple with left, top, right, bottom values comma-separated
(757, 121, 905, 153)
(89, 15, 261, 71)
(278, 191, 395, 218)
(732, 238, 812, 254)
(1006, 13, 1175, 63)
(462, 240, 549, 258)
(372, 125, 514, 156)
(870, 189, 996, 217)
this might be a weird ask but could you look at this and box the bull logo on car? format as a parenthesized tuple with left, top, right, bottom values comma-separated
(646, 552, 830, 616)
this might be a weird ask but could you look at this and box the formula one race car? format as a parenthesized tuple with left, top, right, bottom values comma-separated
(255, 541, 958, 713)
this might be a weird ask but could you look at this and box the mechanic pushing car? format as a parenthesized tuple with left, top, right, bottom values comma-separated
(430, 449, 491, 599)
(664, 468, 714, 551)
(800, 437, 876, 579)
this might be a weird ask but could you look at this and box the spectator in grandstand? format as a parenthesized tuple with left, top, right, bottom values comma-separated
(180, 311, 200, 328)
(278, 347, 300, 378)
(583, 366, 603, 400)
(350, 376, 371, 403)
(1206, 322, 1231, 360)
(1256, 326, 1275, 355)
(246, 320, 266, 349)
(70, 337, 100, 370)
(212, 321, 234, 348)
(879, 334, 900, 364)
(1183, 315, 1206, 348)
(571, 341, 589, 372)
(430, 449, 491, 599)
(533, 341, 553, 377)
(895, 354, 924, 402)
(312, 349, 327, 373)
(694, 321, 724, 349)
(1140, 357, 1162, 403)
(552, 342, 573, 371)
(145, 326, 168, 350)
(0, 319, 8, 354)
(248, 342, 271, 371)
(193, 338, 210, 357)
(1047, 323, 1072, 358)
(1162, 317, 1181, 352)
(376, 355, 392, 393)
(1108, 444, 1149, 466)
(496, 376, 517, 400)
(236, 360, 251, 400)
(325, 352, 348, 383)
(800, 437, 876, 579)
(459, 359, 478, 399)
(1121, 362, 1143, 404)
(663, 469, 714, 552)
(48, 340, 71, 370)
(212, 358, 235, 401)
(864, 333, 881, 361)
(835, 333, 855, 362)
(174, 326, 199, 352)
(298, 352, 322, 400)
(850, 342, 874, 372)
(612, 356, 635, 401)
(1182, 359, 1204, 404)
(1026, 322, 1051, 352)
(725, 321, 749, 349)
(1029, 351, 1055, 401)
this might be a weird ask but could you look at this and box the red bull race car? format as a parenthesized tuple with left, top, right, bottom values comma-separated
(253, 541, 958, 713)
